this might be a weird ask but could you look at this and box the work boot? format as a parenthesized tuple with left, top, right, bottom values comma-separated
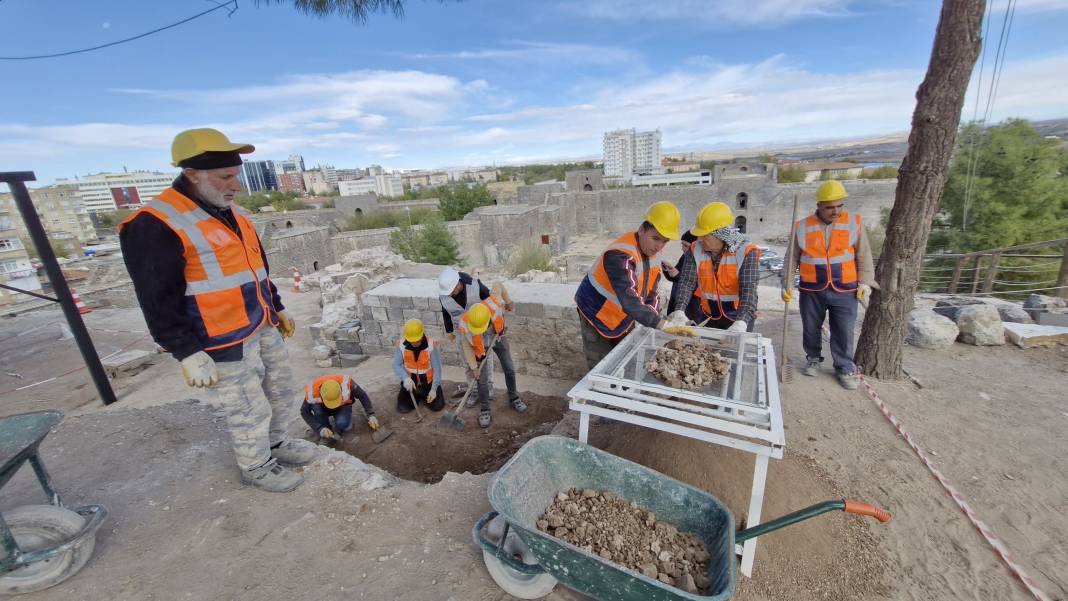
(837, 371, 860, 391)
(466, 395, 478, 408)
(479, 410, 492, 428)
(240, 458, 303, 493)
(801, 357, 821, 377)
(510, 398, 528, 413)
(272, 438, 319, 466)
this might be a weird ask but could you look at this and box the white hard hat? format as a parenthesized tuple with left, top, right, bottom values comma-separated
(438, 268, 460, 296)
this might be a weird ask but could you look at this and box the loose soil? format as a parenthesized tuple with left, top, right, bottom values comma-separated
(645, 337, 730, 389)
(537, 487, 713, 594)
(317, 381, 569, 483)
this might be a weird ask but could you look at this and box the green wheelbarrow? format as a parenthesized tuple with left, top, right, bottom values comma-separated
(0, 411, 107, 595)
(471, 436, 891, 600)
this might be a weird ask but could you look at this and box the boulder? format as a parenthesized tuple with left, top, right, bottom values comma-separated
(312, 345, 333, 361)
(1003, 322, 1068, 348)
(1023, 293, 1068, 322)
(906, 310, 959, 349)
(956, 305, 1005, 346)
(933, 297, 986, 322)
(994, 303, 1033, 324)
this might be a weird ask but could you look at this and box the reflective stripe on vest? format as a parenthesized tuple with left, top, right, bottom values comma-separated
(460, 296, 504, 358)
(691, 241, 759, 321)
(117, 188, 278, 351)
(399, 336, 436, 382)
(574, 232, 662, 339)
(305, 374, 353, 405)
(795, 211, 861, 292)
(439, 276, 482, 321)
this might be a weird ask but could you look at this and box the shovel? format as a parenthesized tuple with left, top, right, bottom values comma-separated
(439, 331, 499, 430)
(407, 388, 424, 423)
(369, 412, 394, 444)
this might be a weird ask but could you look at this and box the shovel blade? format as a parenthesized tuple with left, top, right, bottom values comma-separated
(371, 426, 394, 444)
(438, 411, 465, 430)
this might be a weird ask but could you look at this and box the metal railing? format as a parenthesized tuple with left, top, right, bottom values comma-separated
(920, 238, 1068, 299)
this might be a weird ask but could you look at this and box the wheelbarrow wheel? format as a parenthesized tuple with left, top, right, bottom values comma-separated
(482, 515, 557, 600)
(0, 505, 96, 595)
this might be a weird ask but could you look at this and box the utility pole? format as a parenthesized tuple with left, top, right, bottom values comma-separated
(854, 0, 986, 379)
(0, 171, 118, 405)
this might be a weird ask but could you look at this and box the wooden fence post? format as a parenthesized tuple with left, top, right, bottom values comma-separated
(981, 252, 1000, 293)
(948, 257, 964, 294)
(1057, 241, 1068, 300)
(970, 255, 983, 294)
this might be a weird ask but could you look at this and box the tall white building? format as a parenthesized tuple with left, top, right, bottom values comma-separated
(55, 171, 175, 213)
(0, 185, 97, 244)
(274, 154, 306, 175)
(603, 128, 663, 178)
(337, 173, 403, 197)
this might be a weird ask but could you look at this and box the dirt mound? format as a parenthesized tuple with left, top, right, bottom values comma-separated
(588, 424, 891, 600)
(318, 381, 568, 483)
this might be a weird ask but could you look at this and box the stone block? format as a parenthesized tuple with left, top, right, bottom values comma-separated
(1003, 322, 1068, 348)
(411, 296, 431, 310)
(543, 303, 568, 319)
(336, 339, 363, 355)
(371, 306, 388, 322)
(933, 297, 986, 322)
(307, 322, 324, 342)
(312, 344, 333, 361)
(103, 349, 158, 378)
(333, 321, 362, 341)
(956, 305, 1005, 346)
(421, 310, 441, 325)
(385, 308, 405, 322)
(361, 306, 374, 323)
(995, 304, 1032, 324)
(515, 301, 545, 318)
(389, 296, 414, 309)
(363, 294, 382, 308)
(905, 310, 959, 350)
(316, 356, 341, 368)
(1036, 310, 1068, 327)
(339, 353, 369, 368)
(402, 309, 422, 322)
(1023, 293, 1068, 321)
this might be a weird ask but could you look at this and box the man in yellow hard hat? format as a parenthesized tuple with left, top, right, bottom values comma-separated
(574, 201, 695, 369)
(299, 374, 379, 444)
(119, 128, 313, 493)
(668, 202, 761, 332)
(393, 319, 445, 412)
(782, 180, 877, 390)
(458, 283, 525, 428)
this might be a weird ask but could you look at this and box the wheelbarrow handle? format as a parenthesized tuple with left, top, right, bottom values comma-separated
(470, 510, 547, 576)
(735, 499, 892, 544)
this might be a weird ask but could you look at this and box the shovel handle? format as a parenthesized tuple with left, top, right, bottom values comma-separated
(844, 500, 892, 523)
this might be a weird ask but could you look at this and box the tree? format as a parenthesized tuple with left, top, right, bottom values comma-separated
(778, 167, 806, 183)
(757, 152, 776, 164)
(854, 0, 985, 379)
(389, 217, 462, 265)
(257, 0, 405, 22)
(438, 185, 494, 221)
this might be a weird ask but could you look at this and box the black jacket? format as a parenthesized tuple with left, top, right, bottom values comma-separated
(119, 175, 283, 363)
(439, 272, 490, 334)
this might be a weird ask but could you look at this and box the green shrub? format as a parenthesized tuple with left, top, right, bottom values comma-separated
(505, 240, 556, 276)
(777, 167, 806, 183)
(344, 208, 437, 231)
(389, 217, 462, 266)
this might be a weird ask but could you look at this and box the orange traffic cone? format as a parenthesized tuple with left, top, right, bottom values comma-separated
(70, 288, 91, 314)
(292, 269, 302, 293)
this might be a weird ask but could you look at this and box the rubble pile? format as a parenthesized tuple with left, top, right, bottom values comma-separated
(645, 339, 730, 390)
(537, 488, 712, 594)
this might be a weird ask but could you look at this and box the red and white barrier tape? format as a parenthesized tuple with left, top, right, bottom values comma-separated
(857, 374, 1052, 601)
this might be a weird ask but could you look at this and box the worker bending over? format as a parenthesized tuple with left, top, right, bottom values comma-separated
(668, 202, 761, 332)
(393, 319, 445, 413)
(458, 282, 527, 428)
(438, 267, 509, 394)
(574, 201, 695, 369)
(300, 374, 378, 443)
(782, 180, 877, 390)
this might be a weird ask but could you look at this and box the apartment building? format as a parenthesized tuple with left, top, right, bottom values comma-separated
(603, 128, 663, 177)
(54, 171, 174, 213)
(0, 204, 41, 306)
(0, 185, 97, 245)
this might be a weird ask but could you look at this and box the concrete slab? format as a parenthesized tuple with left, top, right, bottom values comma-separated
(102, 349, 158, 378)
(1003, 321, 1068, 348)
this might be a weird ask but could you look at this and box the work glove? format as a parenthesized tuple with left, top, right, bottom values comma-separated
(781, 288, 794, 304)
(505, 301, 515, 312)
(367, 416, 380, 431)
(856, 284, 872, 302)
(276, 311, 295, 339)
(667, 310, 692, 326)
(727, 320, 748, 333)
(319, 427, 339, 441)
(662, 325, 697, 337)
(447, 332, 456, 342)
(402, 377, 415, 391)
(180, 351, 218, 388)
(427, 387, 438, 403)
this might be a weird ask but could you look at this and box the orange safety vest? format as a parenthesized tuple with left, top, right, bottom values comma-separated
(399, 335, 436, 383)
(795, 212, 861, 292)
(460, 295, 505, 360)
(574, 232, 662, 339)
(304, 374, 353, 406)
(117, 188, 278, 350)
(691, 241, 760, 322)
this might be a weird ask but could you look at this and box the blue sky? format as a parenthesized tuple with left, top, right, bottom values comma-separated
(2, 0, 1068, 186)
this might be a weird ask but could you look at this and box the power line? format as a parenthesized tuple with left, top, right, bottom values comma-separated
(0, 1, 238, 61)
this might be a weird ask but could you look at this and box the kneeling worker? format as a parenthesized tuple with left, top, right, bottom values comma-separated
(459, 283, 526, 428)
(668, 202, 761, 332)
(393, 319, 445, 413)
(300, 375, 379, 443)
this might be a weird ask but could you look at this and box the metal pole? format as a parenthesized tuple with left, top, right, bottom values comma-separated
(0, 172, 117, 405)
(779, 194, 800, 382)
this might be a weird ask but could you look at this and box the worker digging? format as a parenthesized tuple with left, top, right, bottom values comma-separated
(393, 318, 445, 413)
(457, 281, 527, 428)
(299, 374, 385, 445)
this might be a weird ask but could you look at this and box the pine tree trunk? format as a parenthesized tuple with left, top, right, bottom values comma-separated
(854, 0, 985, 379)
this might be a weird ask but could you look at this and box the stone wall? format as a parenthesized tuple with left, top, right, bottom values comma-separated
(264, 226, 335, 275)
(251, 209, 346, 240)
(354, 278, 586, 380)
(330, 220, 486, 267)
(335, 195, 440, 218)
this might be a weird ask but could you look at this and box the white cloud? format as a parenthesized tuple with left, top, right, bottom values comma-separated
(1015, 0, 1068, 11)
(562, 0, 854, 26)
(403, 41, 637, 65)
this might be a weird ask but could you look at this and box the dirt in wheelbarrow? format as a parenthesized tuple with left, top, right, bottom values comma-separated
(306, 381, 568, 484)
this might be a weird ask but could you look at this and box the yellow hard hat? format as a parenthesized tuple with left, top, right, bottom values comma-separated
(403, 319, 425, 343)
(171, 128, 255, 167)
(690, 202, 734, 237)
(643, 201, 681, 240)
(320, 379, 344, 409)
(466, 303, 491, 335)
(816, 180, 848, 203)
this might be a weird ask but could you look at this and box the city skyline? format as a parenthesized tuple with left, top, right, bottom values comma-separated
(2, 1, 1068, 186)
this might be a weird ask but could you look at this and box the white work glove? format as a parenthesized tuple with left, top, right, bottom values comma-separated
(727, 320, 748, 333)
(180, 351, 218, 388)
(403, 377, 415, 391)
(856, 284, 872, 302)
(667, 310, 692, 326)
(427, 387, 438, 403)
(367, 415, 380, 431)
(319, 427, 339, 441)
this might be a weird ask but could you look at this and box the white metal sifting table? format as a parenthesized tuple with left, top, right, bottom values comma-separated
(567, 325, 785, 577)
